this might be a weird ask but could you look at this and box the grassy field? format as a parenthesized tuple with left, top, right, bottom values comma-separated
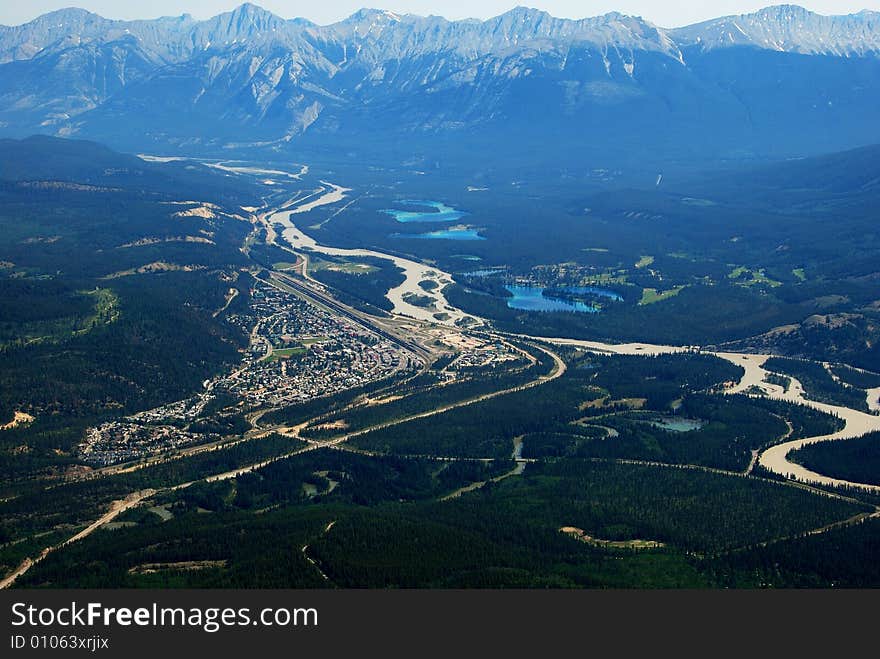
(639, 286, 686, 305)
(264, 346, 307, 362)
(308, 255, 379, 275)
(728, 266, 782, 288)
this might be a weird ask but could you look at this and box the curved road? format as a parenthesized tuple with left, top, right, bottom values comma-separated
(530, 338, 880, 491)
(270, 187, 880, 493)
(6, 176, 879, 588)
(0, 339, 563, 589)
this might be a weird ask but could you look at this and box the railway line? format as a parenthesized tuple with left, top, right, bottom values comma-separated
(267, 270, 433, 362)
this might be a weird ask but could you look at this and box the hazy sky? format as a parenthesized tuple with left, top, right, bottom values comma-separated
(3, 1, 879, 28)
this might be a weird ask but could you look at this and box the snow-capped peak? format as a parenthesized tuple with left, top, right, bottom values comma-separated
(673, 4, 880, 55)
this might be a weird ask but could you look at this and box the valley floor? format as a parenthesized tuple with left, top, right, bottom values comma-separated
(5, 162, 880, 589)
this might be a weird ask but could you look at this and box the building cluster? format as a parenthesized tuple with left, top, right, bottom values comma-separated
(216, 285, 419, 407)
(78, 282, 420, 465)
(127, 394, 213, 425)
(526, 263, 621, 288)
(79, 422, 217, 467)
(448, 340, 522, 371)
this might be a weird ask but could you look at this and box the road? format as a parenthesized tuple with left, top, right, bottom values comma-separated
(0, 489, 154, 589)
(176, 163, 880, 493)
(285, 181, 349, 214)
(530, 336, 880, 491)
(7, 168, 880, 587)
(0, 337, 563, 589)
(268, 270, 432, 362)
(303, 340, 564, 450)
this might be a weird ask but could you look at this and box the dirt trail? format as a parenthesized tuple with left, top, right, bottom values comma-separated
(0, 490, 154, 589)
(301, 520, 336, 582)
(10, 170, 880, 588)
(213, 287, 238, 317)
(440, 436, 529, 501)
(286, 182, 350, 214)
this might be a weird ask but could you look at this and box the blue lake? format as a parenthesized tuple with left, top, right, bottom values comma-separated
(392, 228, 485, 241)
(381, 200, 467, 224)
(644, 417, 705, 433)
(504, 285, 622, 313)
(559, 286, 623, 302)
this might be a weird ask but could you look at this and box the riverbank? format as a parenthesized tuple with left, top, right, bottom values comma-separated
(266, 193, 476, 326)
(265, 184, 880, 492)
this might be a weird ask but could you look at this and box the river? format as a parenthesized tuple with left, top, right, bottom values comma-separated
(268, 184, 880, 492)
(265, 187, 476, 326)
(539, 340, 880, 491)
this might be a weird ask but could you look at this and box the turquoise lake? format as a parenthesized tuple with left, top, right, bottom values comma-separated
(381, 200, 467, 223)
(504, 285, 622, 313)
(392, 228, 485, 241)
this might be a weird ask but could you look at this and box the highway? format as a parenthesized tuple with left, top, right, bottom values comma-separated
(267, 270, 433, 362)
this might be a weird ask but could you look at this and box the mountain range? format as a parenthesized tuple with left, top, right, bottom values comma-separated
(1, 4, 879, 166)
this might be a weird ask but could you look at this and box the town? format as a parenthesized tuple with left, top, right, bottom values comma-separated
(78, 281, 423, 465)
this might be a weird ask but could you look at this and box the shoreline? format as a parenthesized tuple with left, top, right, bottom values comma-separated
(266, 183, 880, 492)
